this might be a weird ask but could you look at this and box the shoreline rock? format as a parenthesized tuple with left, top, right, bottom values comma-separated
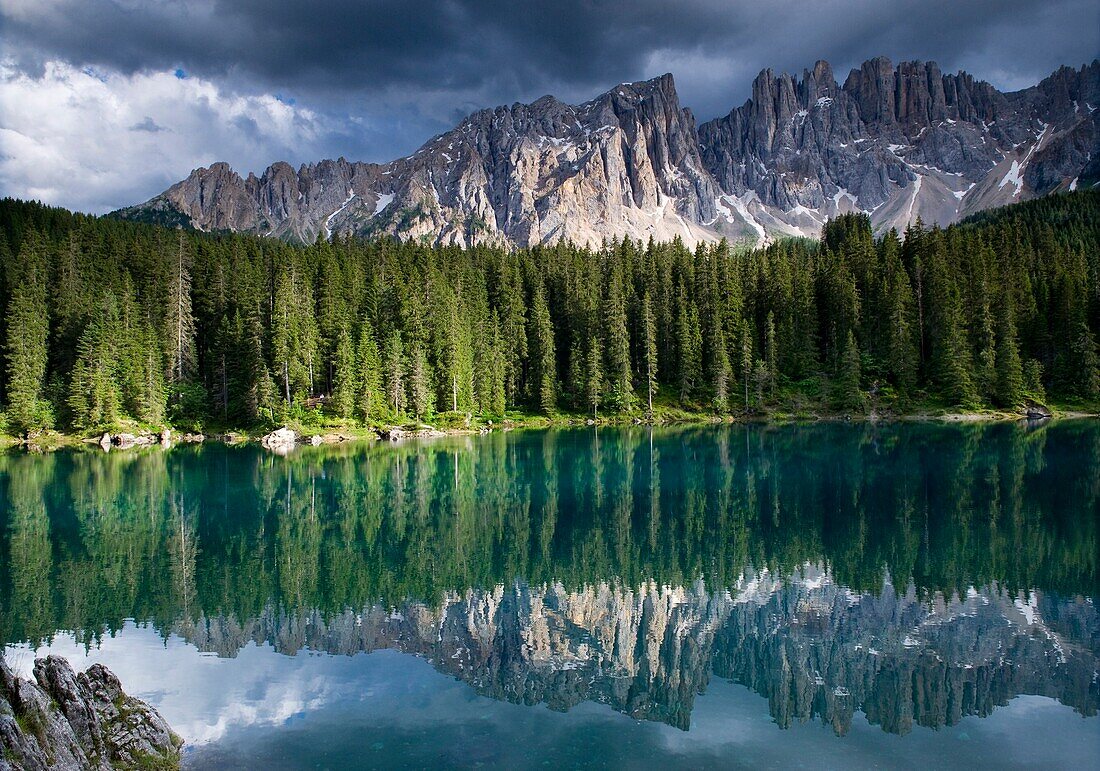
(0, 654, 181, 770)
(260, 426, 298, 453)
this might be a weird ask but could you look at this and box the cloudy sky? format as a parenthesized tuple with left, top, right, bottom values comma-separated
(1, 0, 1096, 214)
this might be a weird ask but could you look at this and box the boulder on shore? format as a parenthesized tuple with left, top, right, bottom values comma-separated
(113, 433, 156, 449)
(260, 427, 298, 452)
(1023, 400, 1053, 420)
(0, 654, 182, 770)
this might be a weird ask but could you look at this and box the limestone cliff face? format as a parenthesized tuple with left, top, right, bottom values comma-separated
(172, 569, 1098, 733)
(116, 75, 719, 248)
(698, 58, 1100, 239)
(115, 58, 1100, 246)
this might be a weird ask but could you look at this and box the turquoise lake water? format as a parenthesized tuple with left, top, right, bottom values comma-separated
(1, 421, 1097, 768)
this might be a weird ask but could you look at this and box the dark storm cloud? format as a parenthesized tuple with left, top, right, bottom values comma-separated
(8, 0, 1097, 108)
(1, 0, 1096, 209)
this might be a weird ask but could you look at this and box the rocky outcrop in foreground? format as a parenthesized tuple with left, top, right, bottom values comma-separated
(0, 656, 180, 771)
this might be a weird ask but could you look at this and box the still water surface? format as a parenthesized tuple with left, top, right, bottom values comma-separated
(2, 422, 1098, 768)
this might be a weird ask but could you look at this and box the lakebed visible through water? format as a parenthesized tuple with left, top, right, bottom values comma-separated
(1, 422, 1097, 768)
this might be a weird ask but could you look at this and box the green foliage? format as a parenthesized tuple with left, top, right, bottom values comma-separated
(0, 191, 1098, 435)
(3, 239, 52, 434)
(833, 330, 864, 411)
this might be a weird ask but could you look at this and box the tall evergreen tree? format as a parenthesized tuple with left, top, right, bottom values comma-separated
(641, 291, 658, 416)
(993, 293, 1024, 408)
(165, 231, 197, 384)
(603, 266, 634, 410)
(383, 329, 405, 418)
(834, 330, 864, 411)
(68, 295, 122, 430)
(356, 318, 384, 422)
(330, 324, 357, 420)
(4, 242, 51, 433)
(584, 335, 603, 419)
(528, 285, 557, 414)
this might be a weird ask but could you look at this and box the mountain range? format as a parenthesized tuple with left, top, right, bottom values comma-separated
(113, 56, 1100, 246)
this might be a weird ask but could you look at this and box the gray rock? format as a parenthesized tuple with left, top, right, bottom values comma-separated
(113, 433, 155, 449)
(260, 427, 298, 452)
(0, 655, 181, 770)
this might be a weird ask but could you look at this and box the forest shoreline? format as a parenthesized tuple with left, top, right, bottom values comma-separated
(3, 404, 1096, 453)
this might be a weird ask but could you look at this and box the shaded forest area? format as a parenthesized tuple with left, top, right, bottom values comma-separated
(0, 191, 1097, 436)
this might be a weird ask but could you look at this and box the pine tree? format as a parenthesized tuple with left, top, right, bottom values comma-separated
(993, 293, 1024, 408)
(486, 313, 507, 417)
(238, 310, 277, 424)
(641, 291, 658, 416)
(68, 295, 122, 430)
(330, 324, 356, 420)
(356, 318, 384, 421)
(764, 311, 777, 399)
(1070, 321, 1100, 399)
(674, 286, 700, 403)
(974, 290, 997, 403)
(165, 232, 197, 384)
(740, 321, 753, 410)
(408, 344, 431, 420)
(834, 330, 864, 411)
(383, 329, 405, 418)
(528, 285, 557, 414)
(584, 335, 603, 419)
(1023, 359, 1046, 401)
(4, 243, 51, 434)
(603, 266, 634, 410)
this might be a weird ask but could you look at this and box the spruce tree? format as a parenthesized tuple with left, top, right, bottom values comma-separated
(641, 291, 658, 416)
(239, 310, 277, 424)
(4, 243, 51, 434)
(330, 324, 357, 420)
(68, 296, 122, 430)
(486, 314, 507, 417)
(408, 344, 431, 420)
(834, 330, 864, 412)
(383, 330, 405, 418)
(165, 232, 197, 384)
(603, 266, 634, 410)
(528, 286, 557, 414)
(584, 335, 603, 419)
(356, 319, 383, 422)
(1071, 321, 1100, 399)
(993, 294, 1024, 408)
(740, 321, 753, 410)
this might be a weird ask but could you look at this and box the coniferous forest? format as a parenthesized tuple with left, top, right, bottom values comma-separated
(0, 191, 1097, 437)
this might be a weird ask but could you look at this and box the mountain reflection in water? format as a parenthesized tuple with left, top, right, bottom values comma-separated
(1, 422, 1097, 738)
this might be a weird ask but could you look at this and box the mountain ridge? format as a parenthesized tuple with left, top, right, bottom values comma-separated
(113, 56, 1100, 246)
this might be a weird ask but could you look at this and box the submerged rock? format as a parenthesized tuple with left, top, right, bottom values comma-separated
(0, 655, 181, 770)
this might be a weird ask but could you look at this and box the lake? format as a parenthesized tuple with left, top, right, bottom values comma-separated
(2, 421, 1098, 769)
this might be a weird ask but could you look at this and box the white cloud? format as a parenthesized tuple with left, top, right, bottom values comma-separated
(0, 59, 333, 213)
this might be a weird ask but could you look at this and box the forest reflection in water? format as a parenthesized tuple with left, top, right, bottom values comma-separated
(1, 420, 1097, 738)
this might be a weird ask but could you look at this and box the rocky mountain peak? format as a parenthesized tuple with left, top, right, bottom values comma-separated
(114, 57, 1100, 247)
